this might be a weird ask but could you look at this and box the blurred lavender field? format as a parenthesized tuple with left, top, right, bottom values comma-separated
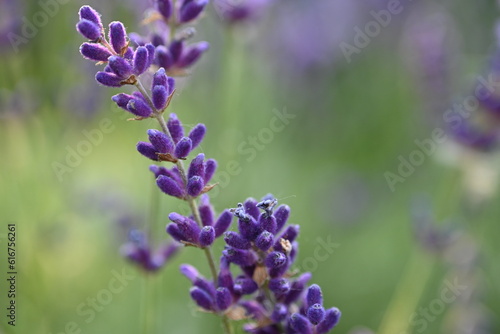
(1, 0, 500, 333)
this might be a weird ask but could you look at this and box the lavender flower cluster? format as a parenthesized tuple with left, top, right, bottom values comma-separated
(76, 2, 340, 333)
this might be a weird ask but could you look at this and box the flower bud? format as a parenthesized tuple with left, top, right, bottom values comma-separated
(179, 0, 208, 23)
(265, 251, 287, 270)
(177, 41, 209, 67)
(167, 113, 184, 143)
(215, 287, 232, 311)
(316, 308, 341, 334)
(80, 43, 112, 61)
(95, 71, 123, 87)
(269, 278, 290, 296)
(133, 46, 149, 75)
(152, 85, 168, 110)
(188, 124, 206, 150)
(156, 175, 184, 197)
(137, 142, 158, 161)
(79, 6, 103, 30)
(156, 0, 173, 20)
(174, 137, 192, 159)
(274, 204, 290, 232)
(76, 19, 101, 40)
(306, 284, 323, 308)
(190, 287, 213, 311)
(199, 226, 215, 247)
(187, 176, 204, 197)
(223, 248, 257, 267)
(259, 213, 277, 234)
(243, 198, 260, 220)
(289, 313, 312, 334)
(214, 210, 233, 237)
(155, 46, 174, 70)
(224, 231, 251, 250)
(108, 56, 133, 78)
(204, 159, 217, 184)
(109, 21, 127, 54)
(255, 231, 273, 251)
(234, 276, 258, 295)
(147, 129, 174, 154)
(127, 97, 153, 117)
(307, 304, 325, 325)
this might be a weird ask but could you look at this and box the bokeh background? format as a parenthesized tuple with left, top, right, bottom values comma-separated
(1, 0, 500, 333)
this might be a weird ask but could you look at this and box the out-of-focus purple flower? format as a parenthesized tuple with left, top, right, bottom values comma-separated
(213, 0, 272, 24)
(449, 119, 499, 152)
(179, 0, 209, 23)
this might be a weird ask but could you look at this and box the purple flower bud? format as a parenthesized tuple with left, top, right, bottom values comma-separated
(129, 32, 146, 47)
(218, 257, 234, 291)
(316, 308, 341, 334)
(76, 19, 102, 40)
(137, 142, 158, 161)
(180, 264, 199, 282)
(112, 93, 134, 110)
(214, 210, 233, 237)
(179, 0, 208, 23)
(174, 137, 192, 159)
(147, 129, 174, 154)
(127, 97, 153, 117)
(307, 304, 325, 325)
(156, 0, 173, 20)
(169, 212, 200, 243)
(234, 276, 258, 295)
(188, 124, 206, 150)
(223, 248, 257, 267)
(167, 113, 184, 144)
(133, 46, 149, 75)
(79, 6, 102, 30)
(265, 251, 287, 270)
(156, 175, 184, 197)
(284, 273, 312, 305)
(255, 231, 273, 251)
(153, 67, 168, 88)
(215, 287, 232, 311)
(274, 204, 290, 233)
(155, 46, 174, 70)
(224, 231, 251, 250)
(80, 43, 112, 61)
(271, 304, 288, 323)
(123, 47, 134, 59)
(95, 71, 122, 87)
(190, 287, 213, 311)
(269, 278, 290, 296)
(259, 213, 277, 234)
(199, 226, 215, 247)
(289, 313, 312, 334)
(166, 223, 184, 242)
(244, 198, 260, 220)
(241, 301, 267, 321)
(198, 195, 214, 226)
(177, 41, 209, 67)
(152, 85, 168, 110)
(275, 225, 300, 251)
(109, 21, 128, 54)
(202, 160, 217, 185)
(187, 176, 204, 197)
(188, 153, 205, 179)
(108, 56, 133, 78)
(145, 43, 156, 66)
(169, 40, 184, 63)
(167, 77, 175, 95)
(238, 216, 262, 241)
(306, 284, 323, 308)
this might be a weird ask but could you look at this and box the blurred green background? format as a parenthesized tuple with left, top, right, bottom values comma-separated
(1, 0, 500, 333)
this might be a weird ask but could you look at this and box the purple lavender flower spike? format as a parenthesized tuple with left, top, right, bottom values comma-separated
(112, 93, 134, 110)
(188, 124, 206, 150)
(307, 304, 326, 325)
(316, 308, 341, 334)
(137, 142, 159, 161)
(269, 278, 291, 296)
(148, 129, 174, 154)
(80, 43, 112, 62)
(179, 0, 208, 23)
(215, 287, 232, 311)
(190, 287, 213, 311)
(109, 21, 128, 54)
(234, 276, 258, 295)
(79, 6, 103, 31)
(166, 223, 185, 242)
(243, 198, 260, 220)
(271, 304, 288, 323)
(188, 153, 205, 179)
(156, 0, 173, 20)
(204, 159, 217, 184)
(108, 56, 133, 78)
(155, 46, 174, 70)
(167, 113, 185, 143)
(223, 248, 257, 267)
(199, 226, 215, 247)
(198, 195, 215, 226)
(284, 273, 312, 305)
(152, 85, 168, 110)
(289, 313, 312, 334)
(187, 176, 204, 197)
(178, 42, 210, 67)
(274, 204, 290, 232)
(133, 46, 149, 75)
(265, 251, 287, 270)
(156, 175, 185, 197)
(224, 231, 251, 249)
(95, 71, 122, 87)
(255, 231, 273, 251)
(306, 284, 323, 308)
(174, 137, 192, 159)
(76, 19, 102, 40)
(127, 97, 153, 117)
(180, 264, 199, 281)
(259, 213, 277, 234)
(214, 210, 233, 237)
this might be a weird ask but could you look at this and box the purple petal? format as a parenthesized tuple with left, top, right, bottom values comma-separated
(109, 21, 127, 54)
(156, 175, 184, 197)
(80, 43, 112, 62)
(108, 56, 133, 78)
(167, 113, 184, 143)
(76, 19, 101, 40)
(215, 287, 232, 311)
(133, 46, 149, 75)
(177, 41, 209, 67)
(152, 85, 168, 110)
(147, 129, 174, 154)
(95, 71, 122, 87)
(255, 231, 273, 251)
(174, 137, 192, 159)
(199, 226, 215, 247)
(78, 6, 103, 30)
(137, 141, 159, 161)
(187, 176, 204, 197)
(188, 124, 206, 150)
(188, 153, 205, 179)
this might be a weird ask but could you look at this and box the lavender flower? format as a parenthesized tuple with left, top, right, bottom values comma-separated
(213, 0, 272, 24)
